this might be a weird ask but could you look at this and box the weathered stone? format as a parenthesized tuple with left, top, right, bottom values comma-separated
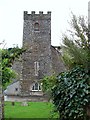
(5, 11, 65, 100)
(21, 101, 28, 106)
(19, 11, 65, 97)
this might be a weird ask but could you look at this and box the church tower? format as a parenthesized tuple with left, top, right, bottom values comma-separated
(20, 11, 52, 96)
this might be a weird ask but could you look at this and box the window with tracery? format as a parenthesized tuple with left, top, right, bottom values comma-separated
(32, 83, 41, 91)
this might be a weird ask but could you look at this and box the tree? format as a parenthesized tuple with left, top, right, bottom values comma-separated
(62, 14, 90, 70)
(53, 14, 90, 120)
(42, 14, 90, 120)
(42, 75, 57, 99)
(0, 46, 25, 119)
(1, 47, 25, 88)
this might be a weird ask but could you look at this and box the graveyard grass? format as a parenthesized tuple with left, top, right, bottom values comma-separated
(5, 101, 59, 118)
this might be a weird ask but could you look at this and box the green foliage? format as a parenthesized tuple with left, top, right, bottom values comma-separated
(42, 14, 90, 120)
(2, 47, 24, 67)
(62, 14, 90, 70)
(52, 66, 90, 120)
(42, 76, 58, 98)
(2, 67, 16, 89)
(1, 47, 25, 88)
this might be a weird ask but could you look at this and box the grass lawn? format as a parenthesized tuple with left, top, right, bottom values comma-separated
(4, 101, 59, 119)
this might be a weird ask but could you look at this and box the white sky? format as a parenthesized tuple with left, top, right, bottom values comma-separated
(0, 0, 89, 48)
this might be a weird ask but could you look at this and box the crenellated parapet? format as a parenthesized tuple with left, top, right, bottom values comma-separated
(24, 11, 51, 20)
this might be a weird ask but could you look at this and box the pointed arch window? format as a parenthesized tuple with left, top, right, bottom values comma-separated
(32, 83, 41, 91)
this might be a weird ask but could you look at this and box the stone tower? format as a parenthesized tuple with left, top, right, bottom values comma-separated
(20, 11, 53, 96)
(5, 11, 65, 98)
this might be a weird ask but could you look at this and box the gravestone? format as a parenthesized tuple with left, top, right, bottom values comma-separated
(21, 101, 28, 106)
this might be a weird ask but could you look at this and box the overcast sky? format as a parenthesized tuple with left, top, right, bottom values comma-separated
(0, 0, 89, 48)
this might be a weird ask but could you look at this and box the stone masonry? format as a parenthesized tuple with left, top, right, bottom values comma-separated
(19, 11, 65, 97)
(5, 11, 65, 99)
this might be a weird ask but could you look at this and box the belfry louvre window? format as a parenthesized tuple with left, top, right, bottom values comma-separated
(34, 61, 39, 76)
(34, 22, 39, 31)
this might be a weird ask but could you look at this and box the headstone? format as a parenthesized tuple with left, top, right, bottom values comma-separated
(21, 101, 28, 106)
(12, 102, 15, 106)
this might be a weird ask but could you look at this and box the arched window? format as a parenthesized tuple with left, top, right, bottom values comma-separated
(32, 83, 41, 91)
(34, 22, 39, 31)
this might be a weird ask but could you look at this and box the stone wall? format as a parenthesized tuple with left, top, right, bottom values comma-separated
(4, 81, 20, 96)
(51, 46, 65, 75)
(12, 56, 22, 82)
(20, 11, 52, 96)
(6, 11, 65, 98)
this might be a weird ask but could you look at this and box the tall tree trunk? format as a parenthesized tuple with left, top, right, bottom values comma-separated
(0, 86, 3, 119)
(0, 86, 4, 120)
(1, 94, 4, 119)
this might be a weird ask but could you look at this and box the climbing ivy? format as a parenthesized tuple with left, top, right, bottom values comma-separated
(52, 66, 90, 120)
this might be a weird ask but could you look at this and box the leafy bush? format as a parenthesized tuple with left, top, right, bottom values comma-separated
(42, 75, 57, 97)
(1, 47, 25, 88)
(52, 66, 90, 120)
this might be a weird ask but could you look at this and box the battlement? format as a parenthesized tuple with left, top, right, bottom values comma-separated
(24, 11, 51, 20)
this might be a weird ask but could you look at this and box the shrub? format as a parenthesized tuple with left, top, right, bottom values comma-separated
(52, 66, 90, 120)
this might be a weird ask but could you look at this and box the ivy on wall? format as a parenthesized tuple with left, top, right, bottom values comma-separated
(52, 66, 90, 120)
